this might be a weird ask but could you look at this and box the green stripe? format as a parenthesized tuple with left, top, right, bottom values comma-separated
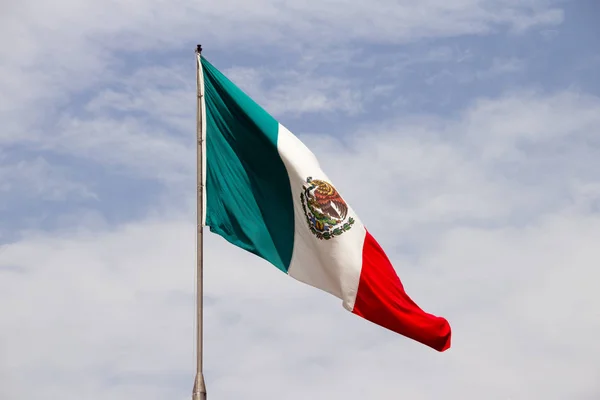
(202, 56, 295, 273)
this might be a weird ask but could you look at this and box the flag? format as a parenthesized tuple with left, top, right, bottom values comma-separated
(199, 55, 451, 352)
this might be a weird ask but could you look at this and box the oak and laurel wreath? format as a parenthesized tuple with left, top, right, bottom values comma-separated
(300, 192, 355, 240)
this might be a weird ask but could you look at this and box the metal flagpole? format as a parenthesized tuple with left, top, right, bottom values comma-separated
(192, 44, 207, 400)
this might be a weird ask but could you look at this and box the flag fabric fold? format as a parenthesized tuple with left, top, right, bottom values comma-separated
(200, 55, 451, 352)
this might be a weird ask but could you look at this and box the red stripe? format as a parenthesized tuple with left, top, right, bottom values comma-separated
(352, 230, 451, 352)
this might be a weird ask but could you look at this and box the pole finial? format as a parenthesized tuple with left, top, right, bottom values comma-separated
(196, 44, 203, 54)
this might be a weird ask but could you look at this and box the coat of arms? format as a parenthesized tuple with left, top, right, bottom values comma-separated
(300, 177, 355, 240)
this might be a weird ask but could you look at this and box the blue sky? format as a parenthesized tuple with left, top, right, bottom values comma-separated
(1, 1, 600, 399)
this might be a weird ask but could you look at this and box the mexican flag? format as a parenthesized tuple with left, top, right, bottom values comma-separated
(199, 55, 451, 352)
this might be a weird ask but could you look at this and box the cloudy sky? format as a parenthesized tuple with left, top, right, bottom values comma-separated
(1, 0, 600, 399)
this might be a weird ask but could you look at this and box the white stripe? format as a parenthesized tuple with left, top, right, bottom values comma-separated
(277, 124, 365, 311)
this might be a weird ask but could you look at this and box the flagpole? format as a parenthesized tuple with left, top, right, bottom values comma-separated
(193, 44, 207, 400)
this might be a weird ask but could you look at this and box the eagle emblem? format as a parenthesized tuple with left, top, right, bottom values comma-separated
(300, 177, 355, 240)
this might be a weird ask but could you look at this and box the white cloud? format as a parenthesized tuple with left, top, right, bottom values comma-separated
(0, 0, 564, 133)
(0, 0, 569, 199)
(0, 155, 96, 203)
(462, 90, 600, 159)
(1, 182, 598, 400)
(2, 0, 596, 398)
(225, 66, 364, 116)
(47, 115, 193, 183)
(484, 57, 525, 76)
(2, 87, 600, 399)
(297, 89, 600, 250)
